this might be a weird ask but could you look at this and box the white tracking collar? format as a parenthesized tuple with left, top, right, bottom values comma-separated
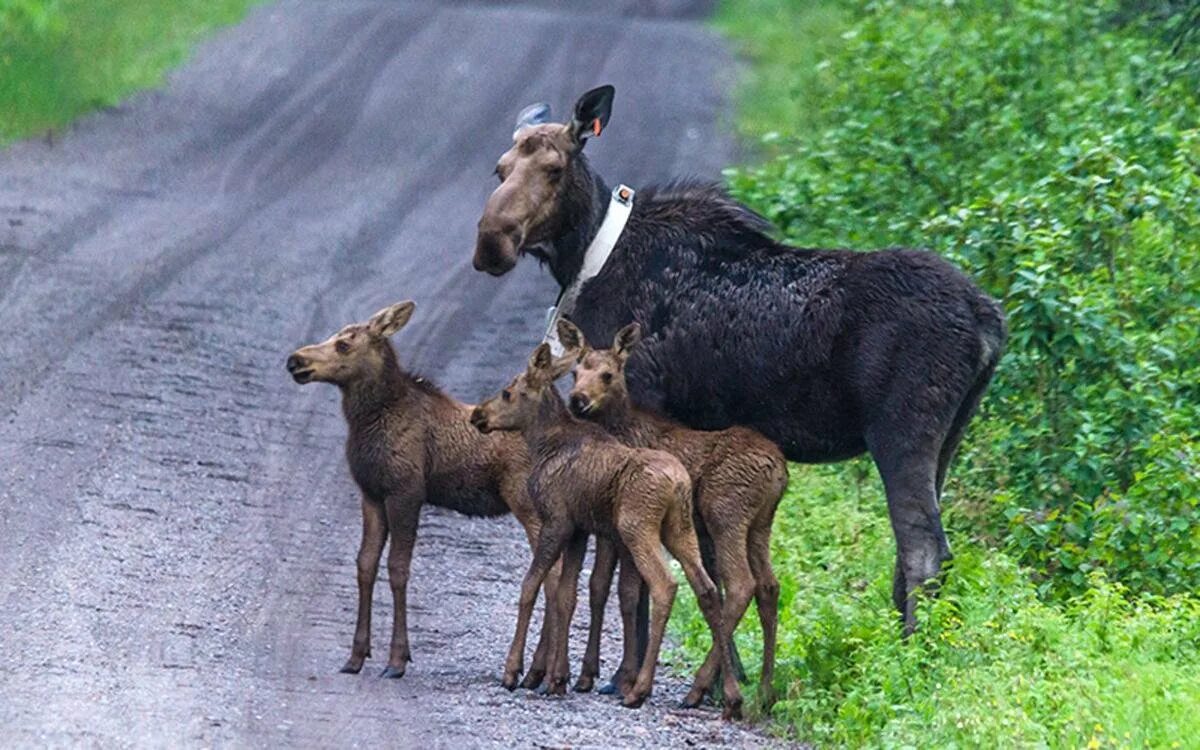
(543, 184, 635, 355)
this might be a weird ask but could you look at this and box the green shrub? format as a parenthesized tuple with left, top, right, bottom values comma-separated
(719, 0, 1200, 598)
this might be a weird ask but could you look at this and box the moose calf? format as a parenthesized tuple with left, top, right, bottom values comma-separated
(287, 300, 559, 684)
(470, 343, 743, 717)
(559, 319, 787, 707)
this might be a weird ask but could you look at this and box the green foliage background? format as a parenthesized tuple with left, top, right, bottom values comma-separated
(0, 0, 258, 142)
(667, 0, 1200, 745)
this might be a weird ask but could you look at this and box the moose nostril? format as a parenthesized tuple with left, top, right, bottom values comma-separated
(286, 354, 305, 372)
(570, 394, 590, 414)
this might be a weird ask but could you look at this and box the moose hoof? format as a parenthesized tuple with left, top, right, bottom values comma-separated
(573, 674, 596, 693)
(722, 696, 744, 721)
(340, 660, 364, 675)
(519, 669, 545, 691)
(679, 689, 704, 710)
(546, 679, 568, 697)
(621, 692, 647, 709)
(380, 665, 406, 679)
(501, 672, 521, 691)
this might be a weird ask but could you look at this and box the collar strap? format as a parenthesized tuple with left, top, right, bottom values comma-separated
(543, 184, 635, 355)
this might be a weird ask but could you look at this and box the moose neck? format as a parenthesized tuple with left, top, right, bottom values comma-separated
(341, 344, 410, 428)
(542, 155, 610, 290)
(592, 389, 638, 439)
(522, 385, 576, 457)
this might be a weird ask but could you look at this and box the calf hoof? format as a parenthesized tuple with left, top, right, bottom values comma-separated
(679, 687, 705, 710)
(340, 659, 364, 675)
(547, 678, 568, 697)
(519, 669, 545, 691)
(621, 692, 647, 709)
(573, 674, 596, 693)
(501, 671, 521, 691)
(380, 665, 406, 679)
(721, 696, 744, 721)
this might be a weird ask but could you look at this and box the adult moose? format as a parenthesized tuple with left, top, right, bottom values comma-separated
(473, 85, 1006, 634)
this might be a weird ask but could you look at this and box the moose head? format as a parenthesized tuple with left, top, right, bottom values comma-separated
(473, 85, 615, 276)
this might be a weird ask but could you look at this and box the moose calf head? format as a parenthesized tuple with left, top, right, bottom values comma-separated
(286, 300, 415, 386)
(473, 85, 616, 276)
(557, 319, 641, 418)
(470, 343, 576, 433)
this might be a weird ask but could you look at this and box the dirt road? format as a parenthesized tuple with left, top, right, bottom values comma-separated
(0, 1, 793, 747)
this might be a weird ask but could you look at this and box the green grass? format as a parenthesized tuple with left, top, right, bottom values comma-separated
(669, 464, 1200, 747)
(1, 0, 260, 143)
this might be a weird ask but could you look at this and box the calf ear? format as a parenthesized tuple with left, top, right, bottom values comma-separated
(368, 300, 416, 338)
(513, 102, 552, 138)
(613, 322, 642, 361)
(527, 342, 554, 376)
(556, 318, 588, 355)
(568, 85, 615, 146)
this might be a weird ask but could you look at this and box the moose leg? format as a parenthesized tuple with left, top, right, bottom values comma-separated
(504, 522, 571, 690)
(342, 497, 388, 674)
(701, 529, 745, 685)
(547, 532, 588, 695)
(519, 521, 562, 691)
(381, 490, 423, 678)
(872, 438, 947, 636)
(575, 536, 617, 692)
(747, 522, 780, 709)
(600, 545, 644, 698)
(682, 523, 754, 712)
(618, 531, 677, 710)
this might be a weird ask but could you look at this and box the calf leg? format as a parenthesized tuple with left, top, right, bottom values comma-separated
(547, 532, 588, 695)
(682, 524, 754, 712)
(747, 523, 780, 709)
(576, 536, 617, 692)
(701, 530, 745, 685)
(381, 490, 423, 678)
(342, 497, 388, 674)
(618, 532, 678, 710)
(518, 521, 562, 691)
(504, 522, 571, 690)
(601, 546, 644, 698)
(662, 509, 741, 720)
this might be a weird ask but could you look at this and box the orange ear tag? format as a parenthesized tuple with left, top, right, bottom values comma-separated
(592, 118, 602, 136)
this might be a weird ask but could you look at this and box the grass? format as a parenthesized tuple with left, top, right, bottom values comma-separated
(669, 463, 1200, 747)
(1, 0, 260, 143)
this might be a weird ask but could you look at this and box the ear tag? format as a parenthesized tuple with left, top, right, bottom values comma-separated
(592, 118, 602, 137)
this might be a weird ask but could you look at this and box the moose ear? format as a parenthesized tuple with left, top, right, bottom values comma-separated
(613, 322, 642, 361)
(368, 300, 416, 338)
(527, 342, 554, 375)
(513, 102, 552, 138)
(556, 318, 588, 355)
(568, 85, 615, 146)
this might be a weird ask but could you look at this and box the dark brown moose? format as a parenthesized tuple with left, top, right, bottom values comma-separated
(473, 85, 1007, 634)
(286, 301, 560, 685)
(558, 319, 788, 708)
(469, 343, 743, 718)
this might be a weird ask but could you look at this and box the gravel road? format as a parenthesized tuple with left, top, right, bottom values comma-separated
(0, 1, 795, 747)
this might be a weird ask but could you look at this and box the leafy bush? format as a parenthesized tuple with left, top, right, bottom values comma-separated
(718, 0, 1200, 599)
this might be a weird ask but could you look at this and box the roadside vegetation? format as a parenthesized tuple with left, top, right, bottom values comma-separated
(0, 0, 258, 143)
(671, 1, 1200, 745)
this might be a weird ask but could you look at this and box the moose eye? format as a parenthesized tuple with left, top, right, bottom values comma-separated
(335, 340, 351, 355)
(601, 372, 613, 384)
(502, 389, 512, 402)
(546, 167, 564, 181)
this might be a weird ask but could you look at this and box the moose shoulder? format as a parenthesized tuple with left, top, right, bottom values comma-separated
(473, 85, 1007, 633)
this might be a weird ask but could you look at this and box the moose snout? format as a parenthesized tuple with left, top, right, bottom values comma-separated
(287, 352, 314, 383)
(569, 393, 591, 416)
(473, 217, 520, 276)
(469, 406, 490, 432)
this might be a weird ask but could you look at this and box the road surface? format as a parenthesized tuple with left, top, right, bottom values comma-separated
(0, 1, 791, 746)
